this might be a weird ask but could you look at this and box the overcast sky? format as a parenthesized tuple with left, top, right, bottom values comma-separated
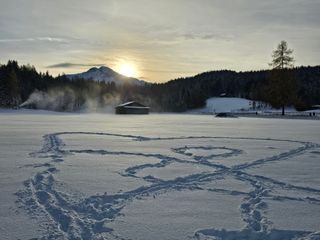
(0, 0, 319, 82)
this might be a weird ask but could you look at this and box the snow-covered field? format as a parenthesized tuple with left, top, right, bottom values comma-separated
(1, 110, 320, 240)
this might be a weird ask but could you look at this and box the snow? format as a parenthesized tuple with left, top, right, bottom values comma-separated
(0, 110, 320, 240)
(191, 97, 256, 113)
(67, 66, 145, 85)
(108, 190, 245, 240)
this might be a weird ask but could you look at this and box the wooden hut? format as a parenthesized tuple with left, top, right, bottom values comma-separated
(115, 101, 149, 114)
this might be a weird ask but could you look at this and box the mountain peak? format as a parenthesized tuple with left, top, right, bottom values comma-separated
(86, 67, 98, 72)
(86, 66, 112, 73)
(98, 66, 111, 71)
(67, 66, 145, 86)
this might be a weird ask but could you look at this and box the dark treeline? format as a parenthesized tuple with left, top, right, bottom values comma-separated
(0, 60, 121, 111)
(142, 66, 320, 112)
(0, 60, 319, 112)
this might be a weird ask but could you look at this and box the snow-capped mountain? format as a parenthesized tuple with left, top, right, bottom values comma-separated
(67, 66, 145, 85)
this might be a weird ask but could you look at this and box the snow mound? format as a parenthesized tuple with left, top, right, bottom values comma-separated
(192, 97, 256, 113)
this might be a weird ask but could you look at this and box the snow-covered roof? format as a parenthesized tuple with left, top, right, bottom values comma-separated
(117, 101, 135, 107)
(116, 101, 149, 108)
(119, 106, 150, 109)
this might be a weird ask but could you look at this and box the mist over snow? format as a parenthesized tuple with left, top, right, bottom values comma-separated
(19, 88, 121, 112)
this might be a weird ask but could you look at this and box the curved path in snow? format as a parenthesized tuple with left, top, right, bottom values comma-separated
(17, 132, 320, 240)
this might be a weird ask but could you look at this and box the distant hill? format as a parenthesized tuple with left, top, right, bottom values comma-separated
(146, 66, 320, 112)
(66, 66, 145, 85)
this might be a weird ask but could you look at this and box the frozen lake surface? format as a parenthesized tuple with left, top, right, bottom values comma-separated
(0, 110, 319, 240)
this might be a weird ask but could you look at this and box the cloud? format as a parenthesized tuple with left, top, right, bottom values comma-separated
(0, 37, 69, 43)
(1, 0, 319, 82)
(141, 68, 196, 74)
(181, 33, 233, 41)
(46, 62, 106, 68)
(181, 33, 196, 40)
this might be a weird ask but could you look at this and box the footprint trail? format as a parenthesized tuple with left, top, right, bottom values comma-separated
(17, 132, 320, 240)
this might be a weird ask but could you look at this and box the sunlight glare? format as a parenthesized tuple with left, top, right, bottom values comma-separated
(119, 63, 135, 77)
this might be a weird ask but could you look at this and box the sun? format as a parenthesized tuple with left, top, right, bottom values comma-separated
(119, 63, 135, 78)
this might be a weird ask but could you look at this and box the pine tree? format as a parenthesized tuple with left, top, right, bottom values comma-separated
(270, 41, 294, 69)
(0, 63, 21, 107)
(268, 41, 297, 115)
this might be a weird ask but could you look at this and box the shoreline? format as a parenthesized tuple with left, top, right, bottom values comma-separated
(235, 113, 320, 120)
(1, 108, 320, 120)
(186, 111, 320, 120)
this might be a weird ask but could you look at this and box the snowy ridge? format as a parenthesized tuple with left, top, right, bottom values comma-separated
(16, 132, 320, 239)
(67, 66, 145, 85)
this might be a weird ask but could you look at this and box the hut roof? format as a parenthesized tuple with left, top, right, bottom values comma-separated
(116, 101, 149, 109)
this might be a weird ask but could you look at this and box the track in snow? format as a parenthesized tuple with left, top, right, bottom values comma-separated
(17, 132, 320, 240)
